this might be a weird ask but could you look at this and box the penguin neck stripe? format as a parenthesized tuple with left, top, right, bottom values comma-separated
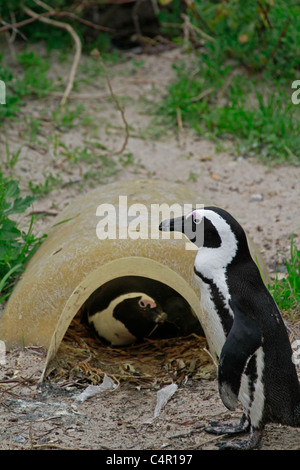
(194, 265, 233, 336)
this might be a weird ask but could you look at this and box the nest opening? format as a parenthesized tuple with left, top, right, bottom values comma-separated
(44, 274, 215, 388)
(78, 275, 204, 343)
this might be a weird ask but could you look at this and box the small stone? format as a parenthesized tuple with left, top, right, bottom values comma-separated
(250, 193, 264, 202)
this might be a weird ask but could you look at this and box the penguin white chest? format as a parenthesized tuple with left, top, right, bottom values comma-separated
(88, 294, 139, 346)
(196, 278, 227, 358)
(193, 242, 236, 358)
(89, 307, 136, 346)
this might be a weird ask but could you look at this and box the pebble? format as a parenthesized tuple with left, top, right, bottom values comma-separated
(250, 193, 264, 202)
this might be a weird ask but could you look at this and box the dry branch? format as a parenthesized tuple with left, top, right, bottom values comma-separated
(0, 10, 113, 33)
(181, 13, 215, 46)
(91, 49, 130, 156)
(23, 5, 82, 107)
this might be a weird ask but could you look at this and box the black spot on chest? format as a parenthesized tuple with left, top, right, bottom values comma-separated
(194, 266, 233, 336)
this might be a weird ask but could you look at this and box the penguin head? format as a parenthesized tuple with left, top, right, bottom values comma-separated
(159, 206, 250, 271)
(113, 293, 166, 326)
(88, 292, 168, 345)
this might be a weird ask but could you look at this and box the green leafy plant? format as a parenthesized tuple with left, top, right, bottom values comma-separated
(188, 0, 300, 76)
(269, 236, 300, 318)
(52, 104, 85, 130)
(0, 60, 21, 119)
(157, 53, 300, 163)
(28, 173, 63, 196)
(0, 173, 46, 301)
(0, 51, 53, 120)
(4, 141, 22, 169)
(155, 0, 300, 164)
(15, 50, 53, 98)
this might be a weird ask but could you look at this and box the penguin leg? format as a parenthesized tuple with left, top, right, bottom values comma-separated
(216, 426, 263, 450)
(205, 412, 249, 436)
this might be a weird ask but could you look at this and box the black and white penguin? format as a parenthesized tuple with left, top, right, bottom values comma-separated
(159, 206, 300, 449)
(87, 290, 166, 345)
(82, 276, 203, 346)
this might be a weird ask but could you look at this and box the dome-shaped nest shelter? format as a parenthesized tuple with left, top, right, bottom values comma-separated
(0, 180, 269, 379)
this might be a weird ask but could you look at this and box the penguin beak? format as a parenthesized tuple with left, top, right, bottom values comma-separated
(142, 299, 157, 309)
(145, 304, 167, 324)
(159, 215, 184, 233)
(159, 213, 204, 247)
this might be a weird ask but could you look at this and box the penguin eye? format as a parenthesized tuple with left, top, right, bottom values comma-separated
(138, 299, 147, 308)
(193, 215, 201, 224)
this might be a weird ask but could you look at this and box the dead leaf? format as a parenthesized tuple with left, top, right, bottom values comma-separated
(238, 34, 248, 44)
(197, 156, 212, 162)
(210, 172, 221, 180)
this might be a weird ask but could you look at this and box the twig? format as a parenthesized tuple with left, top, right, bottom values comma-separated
(203, 347, 218, 369)
(0, 10, 113, 33)
(132, 0, 143, 40)
(257, 0, 273, 29)
(284, 146, 297, 160)
(183, 0, 215, 37)
(181, 14, 215, 44)
(91, 49, 130, 156)
(31, 443, 91, 450)
(23, 5, 82, 107)
(6, 10, 17, 61)
(264, 17, 291, 68)
(189, 87, 214, 103)
(27, 210, 59, 217)
(32, 0, 52, 11)
(193, 433, 224, 448)
(176, 107, 183, 133)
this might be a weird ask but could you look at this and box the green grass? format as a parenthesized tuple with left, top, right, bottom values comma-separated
(157, 60, 300, 164)
(155, 0, 300, 165)
(0, 50, 54, 120)
(269, 236, 300, 318)
(52, 104, 85, 130)
(0, 172, 46, 301)
(28, 173, 63, 196)
(15, 50, 53, 97)
(4, 141, 22, 170)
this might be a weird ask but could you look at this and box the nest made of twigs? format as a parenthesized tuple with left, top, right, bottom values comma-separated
(45, 319, 216, 388)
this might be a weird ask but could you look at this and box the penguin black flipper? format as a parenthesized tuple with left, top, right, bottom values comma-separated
(207, 302, 263, 450)
(218, 303, 262, 412)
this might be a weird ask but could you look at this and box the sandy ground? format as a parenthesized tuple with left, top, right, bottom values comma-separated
(0, 46, 300, 451)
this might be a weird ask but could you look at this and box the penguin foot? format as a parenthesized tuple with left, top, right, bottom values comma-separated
(205, 415, 249, 436)
(216, 428, 263, 450)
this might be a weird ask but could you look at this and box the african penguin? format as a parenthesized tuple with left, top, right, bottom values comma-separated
(159, 206, 300, 450)
(87, 291, 166, 346)
(82, 276, 204, 346)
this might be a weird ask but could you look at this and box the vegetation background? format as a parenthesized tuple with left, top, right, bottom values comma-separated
(0, 0, 299, 318)
(0, 0, 300, 452)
